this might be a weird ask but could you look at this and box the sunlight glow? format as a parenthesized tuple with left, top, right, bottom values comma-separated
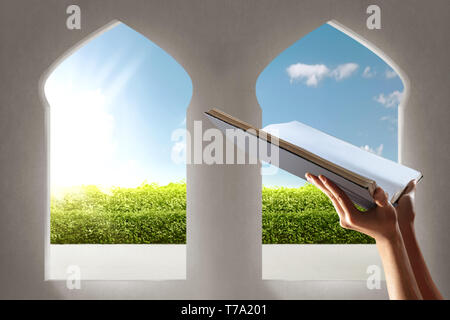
(45, 23, 193, 190)
(46, 62, 145, 189)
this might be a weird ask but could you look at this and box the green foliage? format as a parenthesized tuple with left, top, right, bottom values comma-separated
(50, 182, 374, 244)
(51, 208, 186, 244)
(262, 184, 334, 213)
(262, 210, 373, 244)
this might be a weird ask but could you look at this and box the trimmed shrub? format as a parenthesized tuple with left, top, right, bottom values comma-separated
(50, 182, 374, 244)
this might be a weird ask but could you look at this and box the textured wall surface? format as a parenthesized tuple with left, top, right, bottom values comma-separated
(0, 0, 449, 299)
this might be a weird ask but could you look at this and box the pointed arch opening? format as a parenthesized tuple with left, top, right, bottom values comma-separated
(43, 21, 192, 280)
(259, 21, 406, 279)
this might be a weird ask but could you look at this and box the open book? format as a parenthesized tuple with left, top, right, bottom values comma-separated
(205, 108, 422, 209)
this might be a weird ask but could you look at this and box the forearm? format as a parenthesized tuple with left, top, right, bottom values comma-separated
(376, 231, 422, 300)
(400, 223, 444, 299)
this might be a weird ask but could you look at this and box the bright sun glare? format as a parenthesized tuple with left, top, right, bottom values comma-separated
(46, 51, 145, 190)
(45, 23, 193, 192)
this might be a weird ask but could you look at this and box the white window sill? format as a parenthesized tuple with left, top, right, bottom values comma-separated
(47, 244, 382, 281)
(262, 244, 384, 280)
(46, 244, 186, 281)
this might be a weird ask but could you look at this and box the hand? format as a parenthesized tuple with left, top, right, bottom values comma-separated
(395, 180, 417, 230)
(305, 173, 400, 242)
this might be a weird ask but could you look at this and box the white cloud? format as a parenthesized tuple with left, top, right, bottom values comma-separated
(362, 66, 375, 78)
(330, 63, 359, 80)
(380, 115, 397, 132)
(360, 144, 384, 156)
(385, 69, 397, 79)
(374, 90, 403, 108)
(286, 62, 358, 86)
(380, 115, 397, 124)
(286, 63, 330, 86)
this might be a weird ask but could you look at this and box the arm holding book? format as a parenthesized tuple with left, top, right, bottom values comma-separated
(306, 173, 443, 300)
(395, 180, 444, 299)
(204, 108, 441, 299)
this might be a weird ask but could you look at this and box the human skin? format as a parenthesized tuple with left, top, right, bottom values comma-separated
(395, 180, 443, 299)
(305, 173, 442, 300)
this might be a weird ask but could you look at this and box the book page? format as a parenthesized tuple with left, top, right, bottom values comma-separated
(263, 121, 422, 202)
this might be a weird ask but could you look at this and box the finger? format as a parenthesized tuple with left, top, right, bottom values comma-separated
(373, 187, 390, 207)
(397, 179, 417, 207)
(305, 173, 337, 203)
(305, 173, 344, 216)
(403, 179, 417, 196)
(318, 175, 375, 232)
(319, 175, 356, 215)
(308, 174, 365, 233)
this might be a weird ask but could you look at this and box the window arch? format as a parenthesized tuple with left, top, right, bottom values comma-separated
(43, 21, 192, 279)
(257, 22, 405, 245)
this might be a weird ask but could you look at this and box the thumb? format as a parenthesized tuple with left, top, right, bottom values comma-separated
(398, 179, 417, 206)
(403, 179, 417, 197)
(373, 187, 389, 207)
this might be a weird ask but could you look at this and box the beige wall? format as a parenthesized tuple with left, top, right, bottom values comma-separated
(0, 0, 449, 299)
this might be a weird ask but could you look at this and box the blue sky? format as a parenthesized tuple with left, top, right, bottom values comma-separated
(46, 23, 403, 188)
(258, 24, 403, 187)
(46, 23, 192, 188)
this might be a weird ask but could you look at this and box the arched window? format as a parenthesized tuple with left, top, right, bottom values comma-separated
(257, 23, 404, 246)
(45, 22, 192, 279)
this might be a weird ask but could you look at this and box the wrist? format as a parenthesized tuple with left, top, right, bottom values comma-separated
(396, 207, 416, 234)
(375, 224, 403, 246)
(399, 220, 415, 233)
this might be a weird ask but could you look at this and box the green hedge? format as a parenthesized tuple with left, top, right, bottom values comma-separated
(50, 182, 374, 244)
(263, 210, 373, 244)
